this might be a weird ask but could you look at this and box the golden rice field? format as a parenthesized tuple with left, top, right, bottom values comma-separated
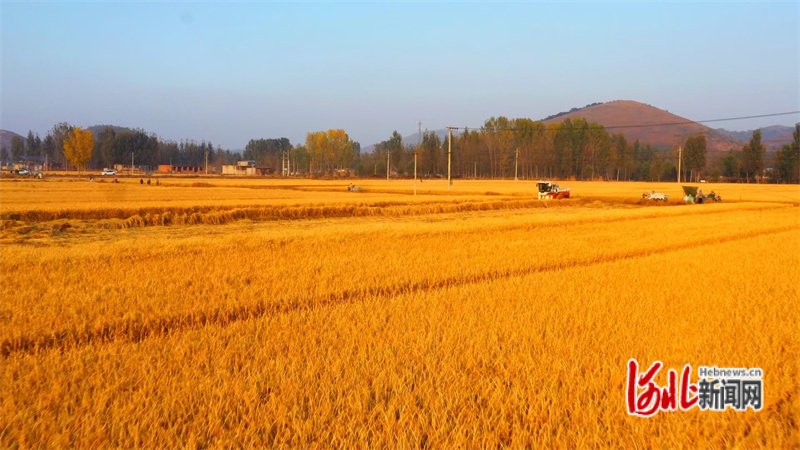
(1, 177, 798, 449)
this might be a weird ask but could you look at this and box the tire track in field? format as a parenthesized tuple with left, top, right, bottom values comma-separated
(3, 193, 777, 227)
(0, 197, 537, 223)
(2, 225, 796, 358)
(427, 203, 794, 240)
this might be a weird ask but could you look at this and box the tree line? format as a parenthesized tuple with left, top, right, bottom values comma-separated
(719, 126, 800, 184)
(3, 120, 798, 183)
(361, 118, 799, 184)
(362, 117, 678, 182)
(0, 124, 359, 175)
(2, 124, 243, 171)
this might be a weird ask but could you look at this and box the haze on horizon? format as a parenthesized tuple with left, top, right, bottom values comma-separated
(2, 1, 798, 150)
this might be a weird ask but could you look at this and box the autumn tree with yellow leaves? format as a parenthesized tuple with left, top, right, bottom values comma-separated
(63, 126, 94, 172)
(306, 129, 355, 173)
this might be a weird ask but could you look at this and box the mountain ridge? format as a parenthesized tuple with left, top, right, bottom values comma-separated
(717, 125, 794, 149)
(0, 129, 25, 153)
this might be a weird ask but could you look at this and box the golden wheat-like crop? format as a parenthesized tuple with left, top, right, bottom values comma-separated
(0, 178, 797, 449)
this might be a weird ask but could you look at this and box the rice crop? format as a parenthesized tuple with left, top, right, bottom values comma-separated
(1, 178, 797, 449)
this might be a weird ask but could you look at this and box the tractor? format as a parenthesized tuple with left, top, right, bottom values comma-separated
(682, 185, 721, 204)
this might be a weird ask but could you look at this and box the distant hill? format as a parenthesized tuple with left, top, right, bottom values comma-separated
(541, 102, 606, 121)
(717, 125, 795, 149)
(763, 130, 796, 149)
(542, 100, 744, 152)
(0, 129, 24, 152)
(716, 125, 792, 141)
(363, 101, 775, 154)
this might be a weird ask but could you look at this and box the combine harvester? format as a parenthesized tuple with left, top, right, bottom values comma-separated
(537, 181, 571, 200)
(642, 190, 669, 201)
(347, 183, 364, 192)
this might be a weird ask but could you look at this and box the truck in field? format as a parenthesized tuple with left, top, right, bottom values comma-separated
(537, 181, 571, 199)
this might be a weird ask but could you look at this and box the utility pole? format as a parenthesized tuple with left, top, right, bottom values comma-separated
(417, 121, 422, 195)
(447, 127, 455, 190)
(677, 146, 682, 183)
(414, 151, 417, 196)
(514, 148, 519, 182)
(205, 151, 208, 175)
(386, 150, 390, 181)
(131, 152, 134, 175)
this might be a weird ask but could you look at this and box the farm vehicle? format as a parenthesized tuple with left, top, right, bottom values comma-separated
(642, 190, 669, 201)
(682, 185, 721, 204)
(9, 168, 43, 178)
(537, 182, 571, 199)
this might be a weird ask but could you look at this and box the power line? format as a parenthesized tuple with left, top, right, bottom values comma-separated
(605, 111, 800, 130)
(451, 111, 800, 132)
(392, 111, 796, 173)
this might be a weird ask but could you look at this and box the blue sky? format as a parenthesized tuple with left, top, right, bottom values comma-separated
(2, 1, 798, 149)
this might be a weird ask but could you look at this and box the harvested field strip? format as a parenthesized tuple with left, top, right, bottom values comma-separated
(0, 202, 792, 251)
(204, 182, 548, 198)
(415, 203, 792, 240)
(1, 202, 794, 260)
(285, 186, 534, 197)
(0, 198, 548, 224)
(2, 225, 794, 357)
(0, 197, 789, 231)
